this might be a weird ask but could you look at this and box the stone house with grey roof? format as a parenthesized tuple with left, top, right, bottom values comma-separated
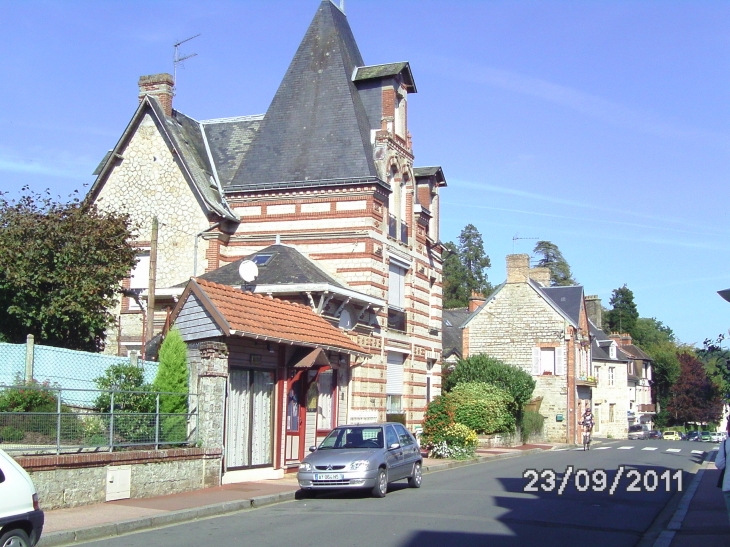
(454, 254, 593, 443)
(87, 0, 445, 476)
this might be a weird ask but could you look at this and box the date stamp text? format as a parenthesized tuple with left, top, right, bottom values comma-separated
(523, 466, 683, 495)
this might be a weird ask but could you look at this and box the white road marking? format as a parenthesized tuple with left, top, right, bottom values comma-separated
(691, 450, 705, 454)
(713, 446, 720, 451)
(594, 446, 611, 450)
(642, 447, 658, 451)
(617, 446, 634, 450)
(666, 448, 681, 453)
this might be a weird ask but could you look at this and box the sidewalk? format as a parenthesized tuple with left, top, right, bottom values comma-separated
(37, 443, 557, 547)
(660, 450, 730, 547)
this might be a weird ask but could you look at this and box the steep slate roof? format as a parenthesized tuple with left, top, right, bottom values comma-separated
(229, 0, 380, 191)
(175, 278, 368, 356)
(197, 244, 346, 288)
(442, 308, 471, 358)
(541, 285, 584, 325)
(201, 115, 264, 187)
(619, 343, 652, 361)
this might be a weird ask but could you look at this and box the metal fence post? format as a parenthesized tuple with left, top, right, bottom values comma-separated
(56, 387, 61, 455)
(109, 391, 115, 453)
(155, 394, 160, 450)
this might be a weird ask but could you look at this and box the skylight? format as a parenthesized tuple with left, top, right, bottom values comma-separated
(252, 254, 273, 266)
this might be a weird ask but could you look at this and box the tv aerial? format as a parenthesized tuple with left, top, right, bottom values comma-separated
(238, 260, 259, 291)
(173, 34, 200, 90)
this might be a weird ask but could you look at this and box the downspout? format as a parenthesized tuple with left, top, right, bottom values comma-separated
(193, 222, 221, 277)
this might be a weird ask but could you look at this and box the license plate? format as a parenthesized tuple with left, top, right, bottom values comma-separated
(315, 473, 342, 481)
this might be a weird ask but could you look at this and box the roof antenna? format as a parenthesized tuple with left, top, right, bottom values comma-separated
(512, 235, 540, 254)
(173, 34, 201, 94)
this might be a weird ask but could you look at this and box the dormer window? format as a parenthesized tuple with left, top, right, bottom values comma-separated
(609, 342, 617, 360)
(394, 90, 406, 139)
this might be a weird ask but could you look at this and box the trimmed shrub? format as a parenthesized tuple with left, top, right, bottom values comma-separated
(443, 355, 535, 413)
(450, 382, 516, 435)
(519, 410, 545, 443)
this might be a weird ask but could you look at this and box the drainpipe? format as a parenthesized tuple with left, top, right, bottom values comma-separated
(193, 222, 221, 277)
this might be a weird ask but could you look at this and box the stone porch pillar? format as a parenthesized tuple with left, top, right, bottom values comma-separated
(197, 341, 229, 451)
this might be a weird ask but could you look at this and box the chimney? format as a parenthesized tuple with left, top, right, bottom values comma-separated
(506, 254, 530, 283)
(609, 332, 633, 347)
(468, 291, 486, 312)
(585, 295, 602, 328)
(528, 267, 551, 287)
(138, 73, 174, 117)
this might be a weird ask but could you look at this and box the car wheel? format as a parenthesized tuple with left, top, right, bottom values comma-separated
(408, 462, 422, 488)
(372, 468, 387, 498)
(0, 529, 31, 547)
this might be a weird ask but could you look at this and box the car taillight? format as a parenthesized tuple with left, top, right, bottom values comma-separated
(32, 493, 40, 511)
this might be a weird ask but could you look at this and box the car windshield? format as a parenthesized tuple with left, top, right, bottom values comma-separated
(318, 426, 384, 450)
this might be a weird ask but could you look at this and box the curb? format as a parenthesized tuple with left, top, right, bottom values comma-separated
(37, 446, 549, 547)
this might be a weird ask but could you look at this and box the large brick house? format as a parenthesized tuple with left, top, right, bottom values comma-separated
(454, 254, 593, 443)
(86, 0, 445, 459)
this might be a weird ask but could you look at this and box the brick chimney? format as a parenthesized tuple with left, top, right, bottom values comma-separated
(138, 73, 174, 117)
(585, 295, 602, 328)
(528, 267, 551, 287)
(506, 254, 530, 283)
(609, 332, 633, 347)
(468, 291, 486, 312)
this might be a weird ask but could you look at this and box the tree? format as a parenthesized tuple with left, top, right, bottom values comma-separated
(0, 187, 137, 352)
(604, 284, 639, 338)
(442, 242, 470, 308)
(665, 352, 723, 427)
(632, 317, 675, 349)
(442, 224, 492, 308)
(153, 329, 189, 412)
(532, 241, 576, 286)
(696, 334, 730, 402)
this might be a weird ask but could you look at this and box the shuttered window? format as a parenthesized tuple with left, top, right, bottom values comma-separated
(388, 264, 406, 308)
(532, 346, 565, 375)
(386, 352, 404, 394)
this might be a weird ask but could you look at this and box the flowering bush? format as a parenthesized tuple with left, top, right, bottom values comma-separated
(429, 423, 478, 459)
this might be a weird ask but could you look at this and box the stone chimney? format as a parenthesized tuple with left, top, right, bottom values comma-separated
(585, 295, 602, 328)
(506, 254, 530, 283)
(468, 291, 486, 312)
(528, 267, 551, 287)
(138, 73, 174, 117)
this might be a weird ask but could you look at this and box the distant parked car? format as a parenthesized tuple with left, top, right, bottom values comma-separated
(628, 425, 648, 440)
(685, 431, 701, 442)
(710, 432, 723, 443)
(662, 431, 681, 441)
(648, 430, 663, 440)
(700, 431, 712, 442)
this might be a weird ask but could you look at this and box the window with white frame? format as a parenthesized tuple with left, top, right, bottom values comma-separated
(127, 249, 150, 310)
(386, 352, 404, 414)
(531, 347, 565, 375)
(609, 367, 615, 386)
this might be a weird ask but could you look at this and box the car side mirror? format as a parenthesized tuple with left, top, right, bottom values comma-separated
(389, 443, 401, 450)
(309, 446, 317, 453)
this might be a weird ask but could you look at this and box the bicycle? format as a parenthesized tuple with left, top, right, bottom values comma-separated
(579, 421, 592, 451)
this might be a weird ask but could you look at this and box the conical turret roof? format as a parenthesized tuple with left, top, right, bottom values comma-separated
(228, 1, 378, 191)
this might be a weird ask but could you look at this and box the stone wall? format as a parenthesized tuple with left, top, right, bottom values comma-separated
(15, 449, 221, 510)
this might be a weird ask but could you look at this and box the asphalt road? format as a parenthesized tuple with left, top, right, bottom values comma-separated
(77, 439, 708, 547)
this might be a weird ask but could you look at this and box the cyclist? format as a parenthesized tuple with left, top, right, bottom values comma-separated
(580, 407, 594, 450)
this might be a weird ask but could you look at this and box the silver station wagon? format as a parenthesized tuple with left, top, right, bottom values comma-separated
(297, 423, 422, 498)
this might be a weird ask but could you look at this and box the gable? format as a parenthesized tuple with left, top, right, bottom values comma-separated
(175, 293, 225, 342)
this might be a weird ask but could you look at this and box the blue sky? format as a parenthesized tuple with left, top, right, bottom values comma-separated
(0, 0, 728, 346)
